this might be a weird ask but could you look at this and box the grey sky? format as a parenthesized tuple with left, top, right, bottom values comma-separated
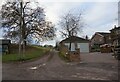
(0, 0, 119, 46)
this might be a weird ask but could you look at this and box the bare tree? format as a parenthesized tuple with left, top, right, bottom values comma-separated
(59, 12, 84, 50)
(0, 1, 56, 58)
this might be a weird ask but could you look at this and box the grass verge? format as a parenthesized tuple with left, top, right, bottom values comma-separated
(58, 51, 70, 62)
(2, 45, 50, 62)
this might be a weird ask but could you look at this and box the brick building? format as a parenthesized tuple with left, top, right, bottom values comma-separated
(91, 32, 111, 51)
(110, 25, 120, 47)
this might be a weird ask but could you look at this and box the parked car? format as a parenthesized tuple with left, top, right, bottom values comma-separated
(100, 44, 112, 53)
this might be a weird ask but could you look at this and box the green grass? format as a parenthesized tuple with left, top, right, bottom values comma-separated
(58, 51, 70, 62)
(2, 45, 50, 62)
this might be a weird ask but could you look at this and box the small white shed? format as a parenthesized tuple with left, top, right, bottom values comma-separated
(60, 36, 90, 53)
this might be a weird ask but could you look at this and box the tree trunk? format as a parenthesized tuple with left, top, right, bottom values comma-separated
(69, 36, 72, 51)
(18, 1, 23, 59)
(23, 39, 25, 57)
(24, 40, 27, 46)
(69, 42, 71, 51)
(19, 1, 24, 59)
(22, 1, 27, 56)
(22, 1, 26, 57)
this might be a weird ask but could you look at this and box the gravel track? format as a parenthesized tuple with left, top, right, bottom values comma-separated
(2, 51, 118, 80)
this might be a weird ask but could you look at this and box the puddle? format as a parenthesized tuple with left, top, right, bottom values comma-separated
(71, 75, 78, 77)
(42, 63, 46, 66)
(29, 66, 38, 70)
(29, 63, 46, 70)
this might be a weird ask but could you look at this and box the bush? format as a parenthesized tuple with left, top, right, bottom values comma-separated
(58, 51, 70, 62)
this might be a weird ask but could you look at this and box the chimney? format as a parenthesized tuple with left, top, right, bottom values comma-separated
(114, 25, 116, 28)
(85, 35, 88, 40)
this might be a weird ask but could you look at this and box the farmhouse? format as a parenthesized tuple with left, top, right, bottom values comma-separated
(110, 25, 120, 59)
(90, 32, 111, 52)
(91, 32, 111, 47)
(110, 25, 120, 47)
(59, 36, 90, 53)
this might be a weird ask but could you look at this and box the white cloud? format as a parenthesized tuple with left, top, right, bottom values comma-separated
(43, 2, 64, 24)
(85, 20, 118, 38)
(84, 2, 117, 25)
(37, 2, 118, 45)
(34, 0, 119, 2)
(0, 1, 118, 45)
(38, 2, 83, 25)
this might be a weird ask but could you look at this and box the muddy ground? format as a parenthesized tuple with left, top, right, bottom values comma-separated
(2, 51, 118, 80)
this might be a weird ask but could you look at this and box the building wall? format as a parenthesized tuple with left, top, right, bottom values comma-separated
(110, 26, 120, 47)
(64, 43, 76, 51)
(91, 34, 104, 47)
(64, 42, 89, 53)
(0, 39, 11, 54)
(64, 43, 70, 50)
(105, 35, 111, 45)
(77, 43, 89, 53)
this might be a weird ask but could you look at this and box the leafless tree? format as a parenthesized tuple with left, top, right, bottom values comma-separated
(59, 12, 84, 50)
(0, 0, 56, 59)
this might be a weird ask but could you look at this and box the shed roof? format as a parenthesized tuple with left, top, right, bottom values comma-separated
(97, 32, 110, 36)
(0, 39, 11, 45)
(60, 36, 89, 43)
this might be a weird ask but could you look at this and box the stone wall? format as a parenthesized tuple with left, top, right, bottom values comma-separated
(100, 45, 112, 53)
(59, 42, 81, 62)
(59, 43, 68, 55)
(67, 49, 80, 62)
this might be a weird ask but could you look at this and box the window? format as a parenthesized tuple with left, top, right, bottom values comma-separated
(64, 43, 69, 48)
(116, 30, 120, 34)
(118, 30, 120, 34)
(117, 40, 119, 46)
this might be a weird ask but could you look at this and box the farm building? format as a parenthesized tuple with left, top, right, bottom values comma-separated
(59, 36, 90, 53)
(0, 39, 11, 54)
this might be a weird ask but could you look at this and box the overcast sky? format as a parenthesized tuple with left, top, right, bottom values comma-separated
(0, 0, 119, 46)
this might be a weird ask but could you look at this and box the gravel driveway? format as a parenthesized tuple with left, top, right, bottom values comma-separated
(2, 51, 118, 80)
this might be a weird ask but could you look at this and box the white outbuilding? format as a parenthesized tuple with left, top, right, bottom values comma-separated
(60, 36, 90, 53)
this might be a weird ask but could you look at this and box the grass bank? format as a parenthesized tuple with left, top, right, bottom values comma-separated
(2, 45, 50, 62)
(58, 51, 70, 62)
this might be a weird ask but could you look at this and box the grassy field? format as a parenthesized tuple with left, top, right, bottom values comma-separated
(2, 45, 50, 62)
